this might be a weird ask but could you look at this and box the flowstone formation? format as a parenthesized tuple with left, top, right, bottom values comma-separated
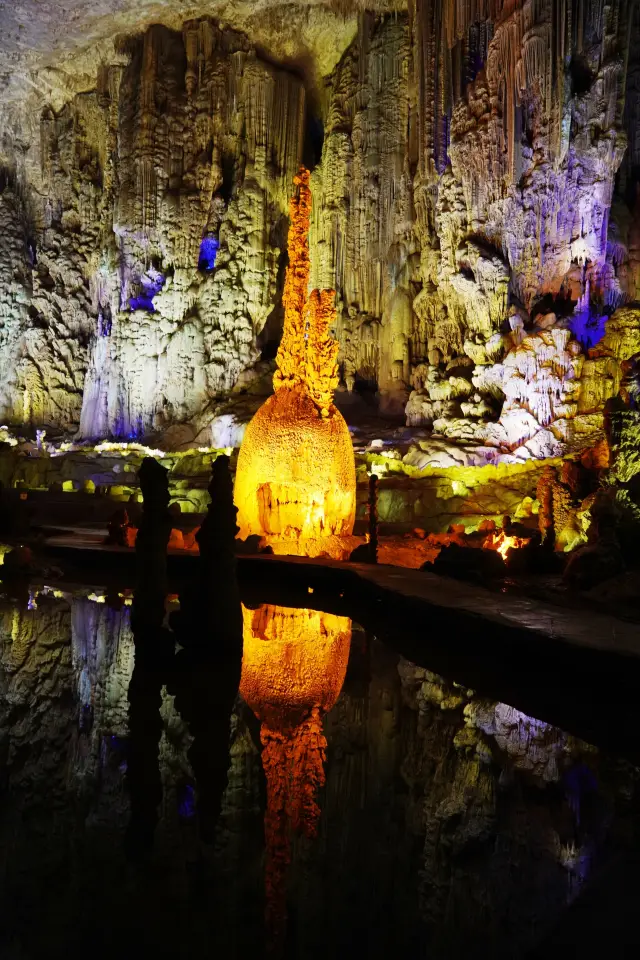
(234, 168, 357, 553)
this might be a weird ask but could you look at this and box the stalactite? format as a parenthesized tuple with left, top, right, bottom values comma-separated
(273, 168, 312, 394)
(75, 20, 306, 439)
(409, 0, 629, 192)
(0, 1, 636, 450)
(310, 15, 411, 398)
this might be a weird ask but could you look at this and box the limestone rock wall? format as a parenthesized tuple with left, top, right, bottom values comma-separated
(0, 3, 638, 451)
(311, 1, 639, 457)
(82, 23, 304, 439)
(404, 0, 638, 458)
(310, 15, 415, 413)
(2, 20, 304, 438)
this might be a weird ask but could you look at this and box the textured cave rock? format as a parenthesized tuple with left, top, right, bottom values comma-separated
(0, 1, 637, 455)
(308, 2, 639, 457)
(401, 0, 637, 456)
(1, 21, 306, 436)
(309, 15, 414, 414)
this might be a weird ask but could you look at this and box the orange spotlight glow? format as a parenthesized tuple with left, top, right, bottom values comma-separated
(234, 168, 356, 554)
(240, 603, 351, 952)
(483, 531, 529, 560)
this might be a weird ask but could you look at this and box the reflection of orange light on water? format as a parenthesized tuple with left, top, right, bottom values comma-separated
(240, 604, 351, 953)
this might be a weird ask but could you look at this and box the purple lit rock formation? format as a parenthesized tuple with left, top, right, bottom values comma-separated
(0, 1, 636, 461)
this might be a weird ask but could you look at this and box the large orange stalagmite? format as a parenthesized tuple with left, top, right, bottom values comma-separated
(234, 168, 356, 554)
(240, 603, 352, 953)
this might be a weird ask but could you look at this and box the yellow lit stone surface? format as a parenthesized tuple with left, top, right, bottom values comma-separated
(240, 603, 351, 727)
(234, 384, 356, 544)
(235, 167, 356, 552)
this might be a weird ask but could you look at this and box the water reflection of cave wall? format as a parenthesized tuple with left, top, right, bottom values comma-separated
(280, 642, 624, 959)
(0, 595, 638, 958)
(0, 593, 263, 955)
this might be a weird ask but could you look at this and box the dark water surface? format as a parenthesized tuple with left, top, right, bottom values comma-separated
(1, 585, 639, 959)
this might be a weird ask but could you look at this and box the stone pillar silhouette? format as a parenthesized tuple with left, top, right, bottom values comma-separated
(134, 456, 172, 618)
(168, 453, 243, 845)
(368, 472, 379, 564)
(194, 454, 242, 650)
(197, 455, 238, 577)
(125, 456, 173, 860)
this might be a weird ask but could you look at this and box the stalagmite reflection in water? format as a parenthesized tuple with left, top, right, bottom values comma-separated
(240, 603, 352, 953)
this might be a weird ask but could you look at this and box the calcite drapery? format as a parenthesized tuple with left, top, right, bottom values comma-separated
(0, 20, 305, 437)
(80, 22, 305, 439)
(309, 15, 413, 412)
(0, 3, 637, 463)
(311, 4, 638, 455)
(403, 0, 637, 455)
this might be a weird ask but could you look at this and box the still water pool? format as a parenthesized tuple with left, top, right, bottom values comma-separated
(0, 586, 639, 958)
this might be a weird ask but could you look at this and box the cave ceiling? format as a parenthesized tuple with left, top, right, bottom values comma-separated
(0, 0, 400, 115)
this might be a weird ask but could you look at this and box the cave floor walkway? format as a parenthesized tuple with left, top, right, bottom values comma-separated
(243, 553, 640, 759)
(38, 528, 640, 658)
(332, 558, 639, 656)
(13, 528, 640, 758)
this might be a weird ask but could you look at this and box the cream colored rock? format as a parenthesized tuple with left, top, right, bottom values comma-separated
(0, 1, 636, 454)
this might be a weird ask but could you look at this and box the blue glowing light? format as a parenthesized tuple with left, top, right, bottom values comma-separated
(98, 308, 112, 337)
(129, 270, 165, 313)
(198, 236, 219, 272)
(101, 733, 128, 771)
(128, 295, 155, 311)
(178, 783, 197, 819)
(570, 309, 607, 349)
(80, 703, 93, 733)
(563, 762, 598, 826)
